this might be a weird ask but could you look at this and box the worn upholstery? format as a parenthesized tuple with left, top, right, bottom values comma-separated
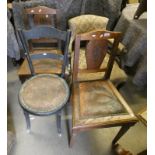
(19, 74, 69, 114)
(68, 15, 109, 54)
(72, 80, 136, 127)
(69, 15, 109, 35)
(78, 81, 126, 118)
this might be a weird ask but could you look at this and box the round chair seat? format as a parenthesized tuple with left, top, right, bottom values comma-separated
(19, 74, 69, 115)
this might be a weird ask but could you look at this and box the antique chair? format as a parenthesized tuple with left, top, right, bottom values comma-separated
(17, 25, 70, 83)
(70, 30, 138, 147)
(24, 5, 57, 28)
(68, 15, 109, 54)
(24, 5, 59, 50)
(12, 1, 60, 56)
(18, 26, 71, 135)
(68, 15, 127, 85)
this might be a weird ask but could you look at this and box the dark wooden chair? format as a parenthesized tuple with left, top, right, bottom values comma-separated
(24, 5, 59, 50)
(70, 30, 138, 147)
(18, 26, 71, 135)
(18, 25, 70, 83)
(134, 0, 147, 19)
(68, 15, 127, 86)
(25, 5, 57, 28)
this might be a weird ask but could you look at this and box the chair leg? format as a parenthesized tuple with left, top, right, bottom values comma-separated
(19, 75, 29, 84)
(69, 130, 77, 148)
(23, 110, 31, 133)
(116, 81, 126, 90)
(112, 124, 135, 145)
(56, 111, 62, 136)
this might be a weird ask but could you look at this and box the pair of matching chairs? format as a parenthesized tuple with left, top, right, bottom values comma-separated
(18, 13, 137, 147)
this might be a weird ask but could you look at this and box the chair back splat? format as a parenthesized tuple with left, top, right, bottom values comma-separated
(24, 6, 57, 28)
(18, 26, 71, 77)
(72, 30, 122, 82)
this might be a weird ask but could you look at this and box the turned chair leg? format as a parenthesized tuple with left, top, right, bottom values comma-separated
(56, 111, 62, 136)
(112, 123, 135, 145)
(23, 110, 31, 133)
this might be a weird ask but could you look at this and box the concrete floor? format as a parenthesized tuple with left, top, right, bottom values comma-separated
(7, 57, 147, 155)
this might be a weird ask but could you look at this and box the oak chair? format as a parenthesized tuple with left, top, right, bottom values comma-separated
(70, 30, 138, 147)
(18, 25, 70, 83)
(18, 26, 71, 135)
(24, 5, 59, 50)
(68, 15, 127, 85)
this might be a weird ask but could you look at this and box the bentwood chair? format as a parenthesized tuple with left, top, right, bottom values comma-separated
(18, 26, 71, 135)
(70, 30, 138, 147)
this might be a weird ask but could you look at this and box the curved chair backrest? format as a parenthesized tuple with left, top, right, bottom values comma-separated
(68, 15, 109, 53)
(18, 26, 71, 77)
(69, 15, 109, 35)
(72, 30, 122, 82)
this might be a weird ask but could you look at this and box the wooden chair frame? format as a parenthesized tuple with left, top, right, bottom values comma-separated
(18, 25, 71, 135)
(24, 5, 57, 28)
(18, 25, 71, 81)
(70, 30, 138, 147)
(24, 6, 59, 50)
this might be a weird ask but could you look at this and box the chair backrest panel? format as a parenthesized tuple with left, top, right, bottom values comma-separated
(85, 40, 108, 70)
(18, 25, 71, 76)
(22, 26, 67, 41)
(24, 6, 57, 28)
(73, 30, 121, 82)
(25, 6, 57, 15)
